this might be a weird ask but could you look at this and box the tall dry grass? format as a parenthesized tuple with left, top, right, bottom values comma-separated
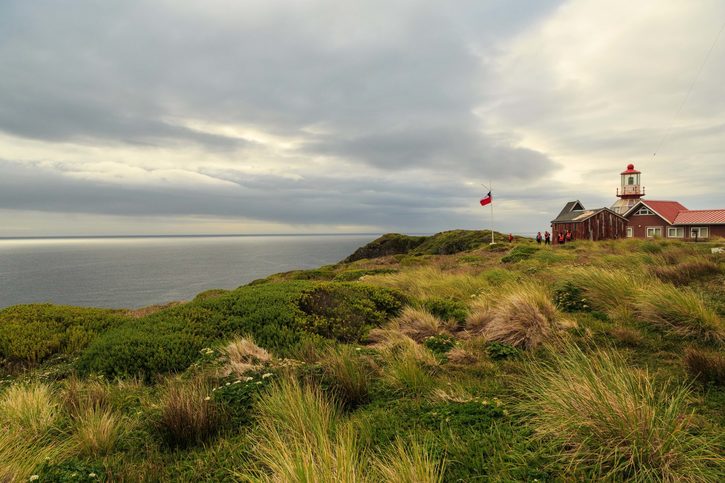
(242, 376, 445, 482)
(321, 345, 374, 408)
(220, 336, 272, 376)
(244, 376, 365, 482)
(518, 346, 721, 481)
(72, 405, 124, 456)
(157, 376, 219, 447)
(465, 283, 573, 349)
(374, 438, 445, 483)
(635, 284, 723, 343)
(363, 266, 489, 300)
(0, 382, 69, 481)
(570, 267, 646, 319)
(387, 306, 454, 342)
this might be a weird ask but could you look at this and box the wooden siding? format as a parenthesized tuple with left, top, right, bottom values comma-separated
(552, 211, 627, 243)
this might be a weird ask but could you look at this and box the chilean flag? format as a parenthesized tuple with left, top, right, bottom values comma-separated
(480, 191, 492, 206)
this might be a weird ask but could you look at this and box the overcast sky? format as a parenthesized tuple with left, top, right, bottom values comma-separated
(1, 0, 724, 236)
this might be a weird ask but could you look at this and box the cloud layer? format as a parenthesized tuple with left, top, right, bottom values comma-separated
(1, 0, 723, 235)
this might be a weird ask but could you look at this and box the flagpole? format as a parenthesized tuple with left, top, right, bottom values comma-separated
(489, 179, 495, 245)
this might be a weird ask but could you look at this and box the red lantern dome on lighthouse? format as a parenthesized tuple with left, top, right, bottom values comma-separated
(611, 163, 646, 214)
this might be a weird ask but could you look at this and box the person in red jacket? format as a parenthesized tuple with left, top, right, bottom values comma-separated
(508, 233, 514, 243)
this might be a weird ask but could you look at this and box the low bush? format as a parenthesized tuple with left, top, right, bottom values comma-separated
(486, 342, 522, 360)
(553, 281, 591, 312)
(296, 283, 405, 342)
(518, 346, 721, 480)
(683, 346, 724, 386)
(77, 282, 312, 379)
(501, 245, 538, 263)
(0, 304, 126, 364)
(157, 376, 220, 448)
(32, 459, 106, 482)
(421, 298, 468, 325)
(423, 334, 456, 355)
(211, 373, 272, 427)
(636, 284, 723, 343)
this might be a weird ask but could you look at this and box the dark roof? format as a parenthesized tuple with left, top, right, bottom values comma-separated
(556, 200, 585, 219)
(552, 203, 627, 224)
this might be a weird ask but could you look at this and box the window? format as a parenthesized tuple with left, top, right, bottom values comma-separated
(667, 227, 684, 238)
(690, 227, 709, 239)
(635, 207, 653, 215)
(646, 227, 662, 238)
(626, 227, 633, 238)
(628, 176, 634, 185)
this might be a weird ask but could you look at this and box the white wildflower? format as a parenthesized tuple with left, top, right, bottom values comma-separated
(30, 476, 39, 481)
(262, 373, 273, 379)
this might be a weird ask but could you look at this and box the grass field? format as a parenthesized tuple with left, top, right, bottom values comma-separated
(1, 233, 723, 481)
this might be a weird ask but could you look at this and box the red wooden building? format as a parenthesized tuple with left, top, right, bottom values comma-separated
(551, 201, 628, 243)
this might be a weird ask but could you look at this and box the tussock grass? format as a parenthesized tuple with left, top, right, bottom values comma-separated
(466, 284, 573, 349)
(683, 346, 724, 386)
(388, 306, 453, 342)
(363, 266, 489, 300)
(72, 405, 124, 456)
(321, 345, 373, 408)
(220, 336, 271, 376)
(374, 438, 445, 483)
(652, 257, 720, 285)
(0, 382, 69, 481)
(0, 381, 59, 436)
(62, 375, 111, 417)
(158, 376, 219, 447)
(636, 284, 723, 343)
(519, 346, 721, 481)
(245, 376, 366, 482)
(571, 267, 645, 318)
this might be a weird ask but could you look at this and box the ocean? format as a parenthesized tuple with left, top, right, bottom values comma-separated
(0, 235, 376, 309)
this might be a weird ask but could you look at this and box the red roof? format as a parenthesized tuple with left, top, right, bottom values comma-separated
(639, 200, 688, 224)
(673, 209, 725, 225)
(621, 163, 641, 174)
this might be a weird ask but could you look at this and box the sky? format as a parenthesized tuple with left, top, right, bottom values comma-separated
(1, 0, 724, 236)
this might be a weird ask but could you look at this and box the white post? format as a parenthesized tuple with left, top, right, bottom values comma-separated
(489, 180, 495, 245)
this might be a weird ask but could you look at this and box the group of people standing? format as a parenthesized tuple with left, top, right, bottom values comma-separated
(534, 229, 573, 245)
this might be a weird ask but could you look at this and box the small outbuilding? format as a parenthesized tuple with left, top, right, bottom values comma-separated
(551, 201, 628, 243)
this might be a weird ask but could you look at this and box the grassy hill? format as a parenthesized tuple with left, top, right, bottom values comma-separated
(0, 233, 723, 481)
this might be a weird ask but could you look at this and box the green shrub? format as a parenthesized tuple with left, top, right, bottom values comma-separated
(486, 342, 522, 360)
(423, 334, 456, 355)
(411, 230, 494, 255)
(553, 282, 591, 312)
(212, 373, 273, 427)
(501, 245, 537, 264)
(33, 459, 105, 482)
(297, 283, 405, 342)
(0, 304, 126, 364)
(76, 282, 311, 379)
(421, 298, 468, 324)
(333, 268, 397, 281)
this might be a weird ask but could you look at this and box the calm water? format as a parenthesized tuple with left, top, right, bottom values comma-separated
(0, 235, 376, 309)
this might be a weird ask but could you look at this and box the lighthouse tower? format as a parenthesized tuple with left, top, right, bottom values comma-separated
(610, 163, 645, 214)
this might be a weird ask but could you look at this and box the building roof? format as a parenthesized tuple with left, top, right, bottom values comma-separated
(552, 202, 626, 223)
(556, 200, 585, 219)
(621, 163, 641, 175)
(673, 209, 725, 225)
(625, 200, 688, 224)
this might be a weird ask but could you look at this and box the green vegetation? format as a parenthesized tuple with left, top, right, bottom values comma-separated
(0, 232, 723, 481)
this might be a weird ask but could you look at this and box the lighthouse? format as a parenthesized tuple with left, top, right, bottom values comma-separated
(611, 163, 645, 214)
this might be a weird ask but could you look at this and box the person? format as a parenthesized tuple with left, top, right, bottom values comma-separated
(544, 231, 550, 245)
(557, 232, 565, 244)
(508, 233, 514, 243)
(536, 232, 542, 244)
(565, 230, 572, 243)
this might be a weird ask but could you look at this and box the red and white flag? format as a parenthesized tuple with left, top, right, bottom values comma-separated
(480, 191, 492, 206)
